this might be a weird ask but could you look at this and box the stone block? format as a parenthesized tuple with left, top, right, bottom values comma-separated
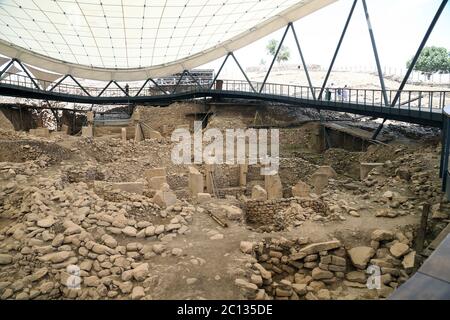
(86, 111, 94, 123)
(310, 173, 328, 194)
(188, 166, 204, 197)
(34, 127, 50, 138)
(145, 167, 166, 180)
(149, 176, 167, 190)
(148, 130, 163, 139)
(134, 123, 143, 142)
(314, 166, 337, 178)
(153, 188, 177, 208)
(197, 193, 212, 203)
(265, 174, 283, 200)
(111, 182, 144, 195)
(81, 126, 93, 138)
(360, 162, 384, 180)
(61, 125, 69, 134)
(251, 185, 267, 201)
(292, 180, 311, 198)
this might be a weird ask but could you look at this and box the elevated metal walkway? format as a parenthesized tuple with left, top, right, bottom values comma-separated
(0, 75, 448, 128)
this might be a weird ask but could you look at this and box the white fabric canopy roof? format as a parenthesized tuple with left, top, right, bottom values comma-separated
(0, 64, 21, 80)
(0, 0, 336, 81)
(24, 64, 63, 89)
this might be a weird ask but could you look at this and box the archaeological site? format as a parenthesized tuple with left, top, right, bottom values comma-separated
(0, 0, 450, 305)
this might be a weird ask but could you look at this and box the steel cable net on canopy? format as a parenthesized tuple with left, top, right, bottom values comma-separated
(0, 0, 336, 81)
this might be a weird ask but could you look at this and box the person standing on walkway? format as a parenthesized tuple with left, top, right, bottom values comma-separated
(342, 85, 349, 101)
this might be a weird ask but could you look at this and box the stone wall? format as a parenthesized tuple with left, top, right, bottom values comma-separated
(217, 187, 246, 198)
(0, 105, 35, 131)
(213, 164, 240, 188)
(279, 123, 322, 154)
(245, 197, 328, 225)
(136, 102, 205, 135)
(236, 230, 415, 300)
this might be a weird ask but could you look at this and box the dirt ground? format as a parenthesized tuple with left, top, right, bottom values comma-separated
(0, 100, 448, 300)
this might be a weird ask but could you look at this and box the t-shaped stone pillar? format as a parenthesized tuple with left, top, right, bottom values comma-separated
(188, 166, 204, 198)
(264, 173, 283, 200)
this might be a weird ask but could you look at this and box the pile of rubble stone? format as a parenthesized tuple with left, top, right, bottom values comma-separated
(235, 228, 416, 300)
(0, 158, 200, 300)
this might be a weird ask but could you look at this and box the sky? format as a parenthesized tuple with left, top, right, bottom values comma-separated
(201, 0, 450, 75)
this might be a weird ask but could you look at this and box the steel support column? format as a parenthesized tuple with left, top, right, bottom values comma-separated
(291, 23, 316, 99)
(440, 118, 448, 178)
(230, 52, 256, 93)
(362, 0, 388, 106)
(318, 0, 358, 100)
(260, 23, 291, 93)
(372, 0, 448, 139)
(209, 53, 231, 89)
(442, 117, 450, 192)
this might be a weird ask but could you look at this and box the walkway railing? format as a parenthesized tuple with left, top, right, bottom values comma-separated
(1, 72, 449, 113)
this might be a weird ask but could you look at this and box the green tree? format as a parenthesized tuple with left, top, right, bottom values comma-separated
(266, 39, 290, 64)
(407, 46, 450, 78)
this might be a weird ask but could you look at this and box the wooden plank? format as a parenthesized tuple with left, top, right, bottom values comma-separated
(415, 203, 431, 252)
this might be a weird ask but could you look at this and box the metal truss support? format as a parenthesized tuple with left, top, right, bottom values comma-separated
(230, 52, 256, 93)
(49, 74, 91, 97)
(291, 23, 316, 100)
(0, 59, 14, 79)
(318, 0, 358, 100)
(185, 70, 202, 88)
(209, 53, 231, 89)
(362, 0, 388, 107)
(49, 75, 69, 92)
(112, 80, 129, 96)
(98, 80, 113, 96)
(13, 59, 40, 90)
(98, 80, 128, 97)
(260, 23, 291, 93)
(135, 78, 167, 96)
(172, 70, 187, 94)
(372, 0, 448, 140)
